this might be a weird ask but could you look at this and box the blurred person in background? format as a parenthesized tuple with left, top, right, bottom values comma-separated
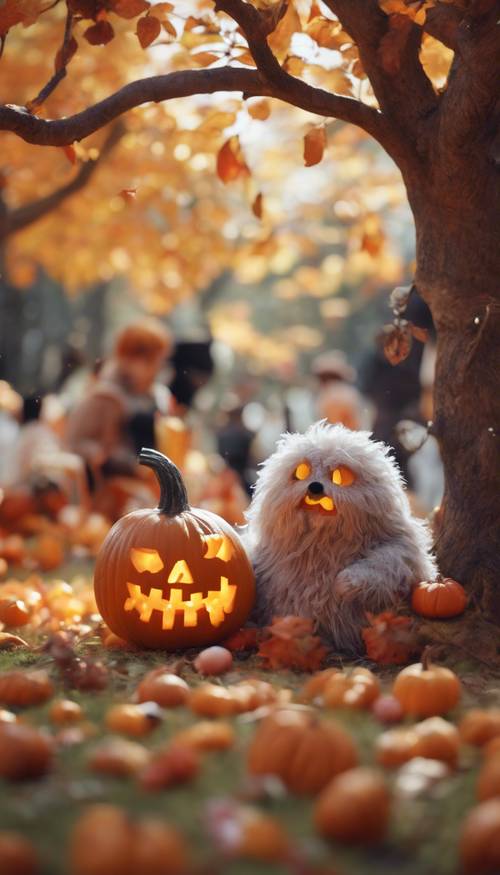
(65, 320, 173, 493)
(0, 381, 21, 486)
(216, 397, 256, 495)
(312, 350, 367, 430)
(6, 395, 61, 487)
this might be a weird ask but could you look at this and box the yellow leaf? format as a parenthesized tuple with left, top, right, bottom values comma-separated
(268, 2, 302, 63)
(303, 126, 326, 167)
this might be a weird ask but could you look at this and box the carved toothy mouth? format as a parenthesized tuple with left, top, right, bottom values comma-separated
(300, 495, 337, 514)
(124, 576, 237, 629)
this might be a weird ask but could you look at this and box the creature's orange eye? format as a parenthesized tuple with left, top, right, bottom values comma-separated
(331, 466, 356, 487)
(130, 548, 165, 574)
(294, 462, 311, 481)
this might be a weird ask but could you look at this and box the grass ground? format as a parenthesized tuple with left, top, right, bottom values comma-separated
(0, 562, 497, 875)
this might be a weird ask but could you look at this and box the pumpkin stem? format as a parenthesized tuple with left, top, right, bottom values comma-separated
(139, 448, 189, 516)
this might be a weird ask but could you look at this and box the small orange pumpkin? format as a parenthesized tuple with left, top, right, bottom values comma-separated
(247, 706, 357, 795)
(411, 574, 467, 618)
(314, 767, 390, 844)
(459, 709, 500, 747)
(460, 799, 500, 874)
(392, 651, 461, 718)
(322, 667, 380, 709)
(94, 449, 255, 649)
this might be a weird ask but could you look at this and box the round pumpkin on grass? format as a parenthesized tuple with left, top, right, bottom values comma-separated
(247, 706, 357, 795)
(94, 449, 255, 649)
(392, 650, 461, 718)
(411, 574, 467, 618)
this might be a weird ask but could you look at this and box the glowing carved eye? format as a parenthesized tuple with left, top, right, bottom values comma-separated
(203, 534, 234, 562)
(167, 560, 194, 584)
(294, 462, 311, 481)
(130, 548, 165, 574)
(331, 465, 356, 487)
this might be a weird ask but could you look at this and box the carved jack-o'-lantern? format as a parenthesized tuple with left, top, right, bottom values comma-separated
(94, 449, 255, 649)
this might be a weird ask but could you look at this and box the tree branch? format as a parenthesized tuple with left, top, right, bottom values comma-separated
(214, 0, 398, 156)
(4, 122, 124, 238)
(324, 0, 438, 154)
(423, 4, 463, 50)
(0, 63, 396, 157)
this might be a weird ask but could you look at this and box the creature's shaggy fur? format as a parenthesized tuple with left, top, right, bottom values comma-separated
(243, 421, 437, 653)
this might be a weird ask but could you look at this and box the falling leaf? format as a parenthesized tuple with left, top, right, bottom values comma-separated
(137, 14, 161, 47)
(247, 99, 271, 121)
(216, 137, 250, 184)
(109, 0, 150, 19)
(382, 321, 413, 365)
(362, 611, 418, 665)
(303, 127, 326, 167)
(119, 188, 137, 203)
(258, 616, 328, 672)
(61, 144, 77, 165)
(378, 14, 413, 74)
(252, 192, 263, 219)
(84, 20, 115, 45)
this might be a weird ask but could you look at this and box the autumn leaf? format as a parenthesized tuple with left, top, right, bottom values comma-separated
(247, 99, 271, 121)
(119, 188, 137, 203)
(222, 627, 259, 652)
(216, 137, 250, 184)
(410, 323, 429, 343)
(109, 0, 150, 19)
(84, 20, 115, 46)
(267, 1, 301, 61)
(61, 145, 77, 165)
(252, 192, 263, 219)
(382, 320, 413, 365)
(136, 14, 161, 48)
(258, 616, 328, 672)
(362, 611, 418, 665)
(0, 0, 48, 35)
(378, 14, 413, 75)
(303, 126, 326, 167)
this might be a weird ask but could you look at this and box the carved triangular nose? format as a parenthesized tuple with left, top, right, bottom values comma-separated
(308, 481, 325, 496)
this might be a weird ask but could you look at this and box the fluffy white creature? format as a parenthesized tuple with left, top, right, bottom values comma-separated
(243, 420, 437, 653)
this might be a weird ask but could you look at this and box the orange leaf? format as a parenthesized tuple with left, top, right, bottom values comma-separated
(303, 126, 326, 167)
(216, 137, 250, 184)
(109, 0, 150, 19)
(247, 99, 271, 121)
(84, 20, 114, 45)
(222, 628, 259, 652)
(137, 14, 161, 47)
(361, 611, 417, 665)
(252, 192, 263, 219)
(61, 144, 77, 165)
(119, 188, 137, 203)
(258, 615, 328, 672)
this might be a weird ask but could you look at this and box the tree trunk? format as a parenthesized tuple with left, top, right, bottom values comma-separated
(409, 166, 500, 614)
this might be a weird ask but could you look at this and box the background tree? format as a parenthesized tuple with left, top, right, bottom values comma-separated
(0, 0, 498, 623)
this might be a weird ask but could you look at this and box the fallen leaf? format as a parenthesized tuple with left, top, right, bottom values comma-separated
(303, 127, 326, 167)
(258, 616, 328, 672)
(136, 14, 161, 47)
(362, 611, 418, 665)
